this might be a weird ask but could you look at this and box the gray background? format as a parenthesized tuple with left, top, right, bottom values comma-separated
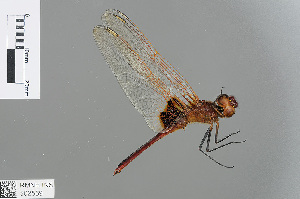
(1, 0, 300, 198)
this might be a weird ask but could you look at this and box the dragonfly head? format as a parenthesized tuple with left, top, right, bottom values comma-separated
(216, 94, 238, 118)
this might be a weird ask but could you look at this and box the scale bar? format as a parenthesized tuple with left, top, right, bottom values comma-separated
(16, 32, 24, 36)
(0, 0, 40, 99)
(7, 15, 25, 83)
(7, 49, 15, 83)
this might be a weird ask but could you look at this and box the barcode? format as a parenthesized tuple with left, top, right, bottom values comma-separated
(0, 181, 17, 198)
(0, 180, 54, 199)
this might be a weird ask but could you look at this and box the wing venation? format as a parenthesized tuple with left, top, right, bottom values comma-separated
(93, 9, 199, 132)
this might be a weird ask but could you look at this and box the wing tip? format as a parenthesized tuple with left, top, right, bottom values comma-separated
(93, 25, 105, 35)
(102, 9, 129, 21)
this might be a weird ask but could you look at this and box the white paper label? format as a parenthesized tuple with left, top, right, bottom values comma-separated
(0, 179, 55, 199)
(0, 0, 40, 99)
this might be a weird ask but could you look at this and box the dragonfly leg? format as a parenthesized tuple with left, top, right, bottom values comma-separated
(199, 125, 234, 168)
(205, 126, 212, 152)
(214, 122, 240, 143)
(207, 122, 246, 153)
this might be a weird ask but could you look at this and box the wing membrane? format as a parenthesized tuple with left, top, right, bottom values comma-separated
(101, 9, 198, 104)
(93, 9, 199, 132)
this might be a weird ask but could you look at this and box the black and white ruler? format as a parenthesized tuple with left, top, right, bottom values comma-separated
(0, 0, 40, 99)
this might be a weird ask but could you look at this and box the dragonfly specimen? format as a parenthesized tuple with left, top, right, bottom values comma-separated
(93, 9, 245, 175)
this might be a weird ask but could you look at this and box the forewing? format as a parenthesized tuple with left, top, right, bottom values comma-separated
(93, 9, 199, 132)
(101, 9, 198, 104)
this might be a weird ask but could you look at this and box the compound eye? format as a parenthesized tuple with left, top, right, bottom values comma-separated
(216, 94, 229, 107)
(229, 96, 238, 108)
(224, 107, 235, 117)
